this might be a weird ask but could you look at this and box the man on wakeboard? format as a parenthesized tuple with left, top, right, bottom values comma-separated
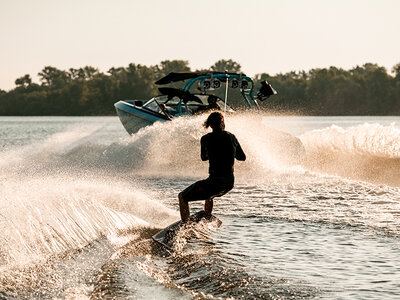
(178, 112, 246, 223)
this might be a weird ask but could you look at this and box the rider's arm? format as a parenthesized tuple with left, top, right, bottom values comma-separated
(234, 136, 246, 161)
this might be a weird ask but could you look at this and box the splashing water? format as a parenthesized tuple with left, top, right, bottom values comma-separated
(301, 122, 400, 185)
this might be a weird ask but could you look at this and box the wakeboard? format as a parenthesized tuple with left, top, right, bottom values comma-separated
(152, 210, 222, 249)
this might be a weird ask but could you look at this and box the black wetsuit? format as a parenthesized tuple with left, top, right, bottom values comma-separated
(181, 129, 246, 202)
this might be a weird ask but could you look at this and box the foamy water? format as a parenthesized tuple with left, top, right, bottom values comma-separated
(0, 115, 400, 299)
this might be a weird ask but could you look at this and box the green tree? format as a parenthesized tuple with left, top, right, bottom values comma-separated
(86, 73, 116, 114)
(157, 60, 190, 77)
(392, 63, 400, 80)
(358, 63, 391, 114)
(210, 59, 241, 73)
(107, 63, 158, 100)
(255, 71, 308, 112)
(69, 68, 85, 80)
(389, 63, 400, 114)
(70, 66, 99, 80)
(15, 74, 32, 88)
(38, 66, 70, 89)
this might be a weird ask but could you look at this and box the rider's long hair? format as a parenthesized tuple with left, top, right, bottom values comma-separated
(204, 112, 225, 131)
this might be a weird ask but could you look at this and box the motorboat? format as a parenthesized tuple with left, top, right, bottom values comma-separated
(114, 72, 306, 163)
(114, 72, 275, 134)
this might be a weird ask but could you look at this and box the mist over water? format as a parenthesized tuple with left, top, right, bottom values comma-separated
(1, 115, 400, 299)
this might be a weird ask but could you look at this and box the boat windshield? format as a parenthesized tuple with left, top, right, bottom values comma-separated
(142, 99, 161, 113)
(142, 96, 182, 116)
(143, 93, 232, 116)
(149, 95, 181, 105)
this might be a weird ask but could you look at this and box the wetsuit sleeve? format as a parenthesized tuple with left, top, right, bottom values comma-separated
(234, 135, 246, 161)
(200, 135, 209, 161)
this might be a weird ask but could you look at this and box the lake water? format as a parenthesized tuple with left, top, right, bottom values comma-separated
(0, 114, 400, 299)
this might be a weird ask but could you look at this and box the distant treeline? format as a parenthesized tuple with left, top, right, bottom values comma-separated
(258, 63, 400, 115)
(0, 59, 399, 115)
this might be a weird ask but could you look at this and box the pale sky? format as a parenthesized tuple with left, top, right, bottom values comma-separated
(0, 0, 399, 90)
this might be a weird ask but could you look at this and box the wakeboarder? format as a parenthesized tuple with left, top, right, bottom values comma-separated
(178, 112, 246, 223)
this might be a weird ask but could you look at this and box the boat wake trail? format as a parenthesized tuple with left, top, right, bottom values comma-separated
(0, 172, 179, 298)
(0, 176, 178, 268)
(301, 122, 400, 186)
